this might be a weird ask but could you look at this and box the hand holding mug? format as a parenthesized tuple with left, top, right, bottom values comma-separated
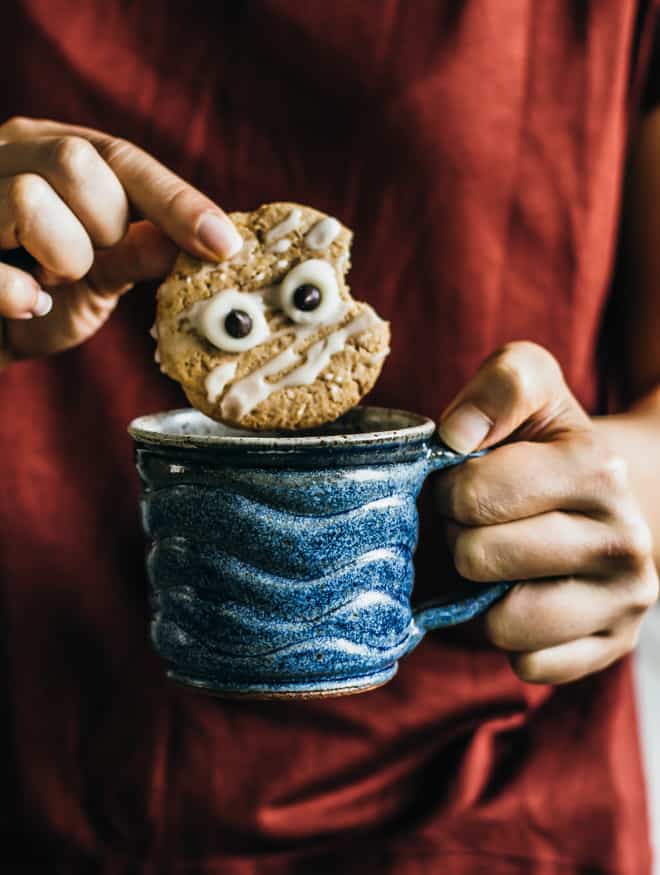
(435, 341, 659, 684)
(129, 407, 510, 698)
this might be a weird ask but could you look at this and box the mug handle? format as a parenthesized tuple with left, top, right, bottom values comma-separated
(404, 434, 513, 654)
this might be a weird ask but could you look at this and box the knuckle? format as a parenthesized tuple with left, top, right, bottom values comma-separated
(97, 220, 127, 249)
(0, 272, 35, 313)
(453, 530, 488, 581)
(569, 431, 603, 478)
(483, 607, 514, 650)
(489, 356, 531, 406)
(509, 652, 551, 684)
(488, 340, 565, 407)
(2, 271, 25, 300)
(490, 342, 563, 400)
(571, 429, 600, 458)
(8, 173, 48, 219)
(96, 136, 133, 166)
(449, 470, 493, 526)
(71, 235, 95, 274)
(629, 572, 659, 614)
(0, 115, 34, 139)
(162, 183, 196, 217)
(610, 620, 642, 656)
(51, 135, 97, 179)
(50, 137, 128, 248)
(594, 451, 629, 495)
(605, 516, 653, 569)
(71, 251, 94, 280)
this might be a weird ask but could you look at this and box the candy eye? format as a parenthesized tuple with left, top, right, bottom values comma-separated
(279, 259, 342, 325)
(224, 309, 253, 338)
(293, 284, 322, 312)
(194, 289, 269, 352)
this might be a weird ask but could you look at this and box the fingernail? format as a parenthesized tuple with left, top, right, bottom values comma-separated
(196, 212, 243, 260)
(32, 290, 53, 317)
(438, 403, 492, 454)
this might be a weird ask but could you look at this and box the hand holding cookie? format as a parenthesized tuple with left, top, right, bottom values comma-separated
(0, 116, 241, 362)
(0, 120, 390, 432)
(156, 203, 391, 430)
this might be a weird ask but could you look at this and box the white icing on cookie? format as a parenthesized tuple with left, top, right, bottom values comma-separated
(221, 346, 299, 420)
(367, 348, 390, 364)
(206, 361, 238, 403)
(149, 322, 160, 362)
(267, 238, 291, 254)
(229, 237, 257, 265)
(265, 209, 302, 244)
(220, 307, 384, 420)
(335, 252, 349, 274)
(305, 217, 340, 250)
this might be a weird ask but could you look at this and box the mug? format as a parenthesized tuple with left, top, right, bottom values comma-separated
(128, 406, 511, 698)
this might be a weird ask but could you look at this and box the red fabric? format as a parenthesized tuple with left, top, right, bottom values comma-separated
(0, 1, 654, 872)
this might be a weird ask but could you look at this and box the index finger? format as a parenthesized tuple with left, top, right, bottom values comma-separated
(1, 117, 243, 261)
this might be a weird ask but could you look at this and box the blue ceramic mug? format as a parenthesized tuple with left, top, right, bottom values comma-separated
(128, 407, 511, 698)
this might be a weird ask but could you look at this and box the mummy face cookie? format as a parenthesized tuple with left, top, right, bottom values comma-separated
(155, 203, 390, 431)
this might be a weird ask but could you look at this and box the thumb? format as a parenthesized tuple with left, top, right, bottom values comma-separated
(438, 341, 591, 454)
(85, 220, 178, 294)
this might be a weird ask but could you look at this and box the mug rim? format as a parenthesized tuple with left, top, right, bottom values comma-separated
(127, 406, 436, 451)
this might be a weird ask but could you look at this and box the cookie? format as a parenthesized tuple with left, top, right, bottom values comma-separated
(154, 202, 390, 431)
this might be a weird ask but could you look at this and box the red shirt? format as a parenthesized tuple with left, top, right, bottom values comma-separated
(0, 1, 655, 872)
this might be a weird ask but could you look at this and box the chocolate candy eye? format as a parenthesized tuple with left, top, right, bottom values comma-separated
(293, 284, 321, 312)
(194, 289, 269, 352)
(224, 309, 253, 338)
(279, 259, 342, 325)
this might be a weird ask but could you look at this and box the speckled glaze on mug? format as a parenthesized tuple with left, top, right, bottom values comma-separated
(128, 407, 511, 698)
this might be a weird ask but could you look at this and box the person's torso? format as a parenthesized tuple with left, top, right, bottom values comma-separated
(0, 2, 651, 872)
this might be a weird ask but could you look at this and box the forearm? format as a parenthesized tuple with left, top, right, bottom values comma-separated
(593, 386, 660, 567)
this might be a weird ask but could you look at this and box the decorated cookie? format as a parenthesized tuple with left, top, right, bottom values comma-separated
(154, 203, 390, 430)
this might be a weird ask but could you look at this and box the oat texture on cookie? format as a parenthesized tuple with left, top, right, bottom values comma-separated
(155, 202, 391, 430)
